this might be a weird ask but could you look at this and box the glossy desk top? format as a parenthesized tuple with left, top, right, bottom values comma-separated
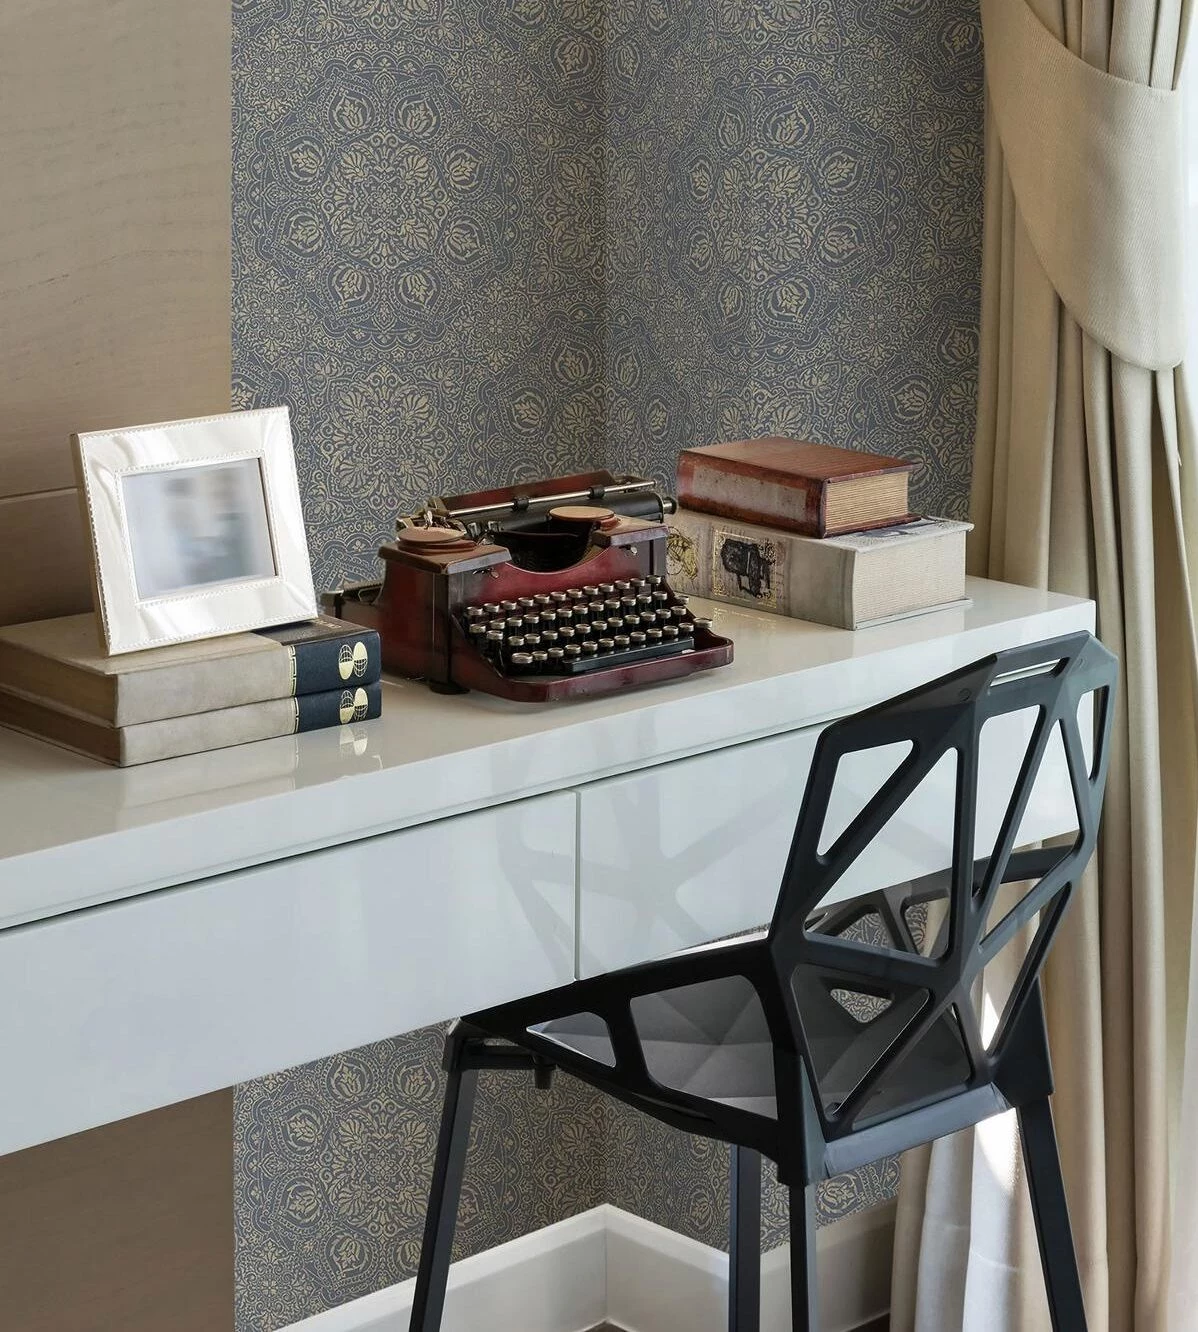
(0, 577, 1092, 929)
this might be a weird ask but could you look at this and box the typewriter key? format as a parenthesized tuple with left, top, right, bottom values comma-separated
(486, 630, 505, 648)
(663, 624, 679, 640)
(623, 613, 640, 628)
(541, 609, 557, 625)
(597, 637, 615, 652)
(524, 633, 541, 647)
(524, 613, 540, 627)
(637, 594, 653, 607)
(518, 597, 536, 609)
(501, 600, 518, 613)
(620, 595, 636, 609)
(466, 605, 486, 620)
(551, 591, 569, 604)
(506, 618, 522, 631)
(532, 651, 548, 667)
(599, 583, 615, 595)
(675, 594, 690, 608)
(591, 619, 607, 634)
(566, 588, 584, 601)
(535, 594, 552, 607)
(607, 617, 623, 632)
(653, 589, 670, 604)
(548, 647, 565, 664)
(647, 628, 662, 643)
(588, 600, 604, 615)
(692, 617, 713, 631)
(582, 641, 598, 655)
(604, 598, 620, 613)
(469, 622, 487, 638)
(542, 629, 559, 644)
(671, 606, 688, 621)
(558, 607, 573, 623)
(615, 580, 631, 593)
(630, 631, 646, 646)
(510, 652, 534, 669)
(613, 634, 631, 649)
(508, 635, 526, 649)
(649, 575, 664, 587)
(574, 621, 591, 637)
(583, 585, 600, 597)
(488, 619, 505, 632)
(564, 644, 582, 660)
(560, 626, 575, 641)
(482, 602, 499, 615)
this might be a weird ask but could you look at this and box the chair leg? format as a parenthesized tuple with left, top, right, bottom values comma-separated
(788, 1183, 818, 1331)
(408, 1062, 479, 1332)
(1018, 1096, 1087, 1332)
(729, 1146, 761, 1332)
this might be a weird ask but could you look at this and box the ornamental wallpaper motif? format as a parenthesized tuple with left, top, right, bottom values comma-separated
(232, 0, 607, 590)
(604, 0, 983, 516)
(232, 0, 983, 1327)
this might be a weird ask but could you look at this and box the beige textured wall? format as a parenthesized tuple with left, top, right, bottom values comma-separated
(0, 5, 234, 1325)
(0, 0, 232, 626)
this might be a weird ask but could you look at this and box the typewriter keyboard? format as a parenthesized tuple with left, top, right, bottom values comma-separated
(460, 577, 711, 676)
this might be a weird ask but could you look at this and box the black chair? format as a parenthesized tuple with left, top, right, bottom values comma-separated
(409, 631, 1117, 1332)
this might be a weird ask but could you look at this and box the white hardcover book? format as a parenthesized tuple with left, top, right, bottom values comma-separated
(667, 509, 972, 630)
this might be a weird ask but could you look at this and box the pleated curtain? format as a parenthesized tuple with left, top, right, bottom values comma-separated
(890, 2, 1198, 1330)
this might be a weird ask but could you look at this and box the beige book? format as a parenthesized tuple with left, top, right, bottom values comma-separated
(667, 509, 971, 630)
(0, 682, 382, 766)
(0, 614, 380, 726)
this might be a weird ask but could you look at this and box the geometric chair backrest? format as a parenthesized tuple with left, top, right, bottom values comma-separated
(768, 631, 1117, 1142)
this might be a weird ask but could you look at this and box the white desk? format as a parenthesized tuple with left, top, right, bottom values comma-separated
(0, 579, 1092, 1156)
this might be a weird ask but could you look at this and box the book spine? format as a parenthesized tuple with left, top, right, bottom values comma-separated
(288, 631, 382, 696)
(667, 510, 854, 627)
(676, 455, 826, 536)
(120, 683, 383, 765)
(294, 682, 383, 732)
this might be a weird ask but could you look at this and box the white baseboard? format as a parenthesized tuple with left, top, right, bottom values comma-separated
(285, 1200, 895, 1332)
(285, 1209, 607, 1332)
(605, 1202, 895, 1332)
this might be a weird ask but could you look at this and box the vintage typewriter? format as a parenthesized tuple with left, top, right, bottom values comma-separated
(323, 470, 733, 701)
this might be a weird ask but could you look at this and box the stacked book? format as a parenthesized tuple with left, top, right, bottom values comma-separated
(668, 437, 970, 630)
(0, 615, 382, 766)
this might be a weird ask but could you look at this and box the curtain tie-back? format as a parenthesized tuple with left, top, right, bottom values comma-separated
(980, 0, 1184, 370)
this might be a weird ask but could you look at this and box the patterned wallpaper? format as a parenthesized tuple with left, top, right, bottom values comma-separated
(232, 0, 983, 1327)
(603, 0, 984, 512)
(232, 0, 607, 590)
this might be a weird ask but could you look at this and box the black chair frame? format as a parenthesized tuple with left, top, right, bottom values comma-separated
(409, 631, 1117, 1332)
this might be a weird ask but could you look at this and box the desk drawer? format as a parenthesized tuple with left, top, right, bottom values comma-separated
(577, 709, 1079, 976)
(0, 793, 575, 1156)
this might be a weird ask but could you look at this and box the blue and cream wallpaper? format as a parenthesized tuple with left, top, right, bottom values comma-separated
(232, 0, 983, 1327)
(232, 0, 608, 589)
(603, 0, 983, 515)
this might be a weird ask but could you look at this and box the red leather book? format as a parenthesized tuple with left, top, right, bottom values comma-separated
(677, 437, 915, 538)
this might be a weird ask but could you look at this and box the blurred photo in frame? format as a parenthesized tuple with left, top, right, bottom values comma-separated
(73, 407, 317, 655)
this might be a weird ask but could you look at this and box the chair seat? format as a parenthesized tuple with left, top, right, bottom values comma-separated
(537, 973, 779, 1117)
(537, 969, 975, 1129)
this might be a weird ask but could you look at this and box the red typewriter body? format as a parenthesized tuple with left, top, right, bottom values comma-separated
(323, 471, 733, 702)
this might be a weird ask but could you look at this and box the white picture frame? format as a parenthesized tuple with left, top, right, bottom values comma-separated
(73, 407, 317, 655)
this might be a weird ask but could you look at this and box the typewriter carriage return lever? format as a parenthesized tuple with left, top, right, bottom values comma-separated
(324, 470, 733, 702)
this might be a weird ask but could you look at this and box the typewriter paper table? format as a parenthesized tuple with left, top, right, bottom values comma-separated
(0, 577, 1093, 1156)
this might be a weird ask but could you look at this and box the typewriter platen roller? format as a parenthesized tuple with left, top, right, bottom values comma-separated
(323, 470, 733, 702)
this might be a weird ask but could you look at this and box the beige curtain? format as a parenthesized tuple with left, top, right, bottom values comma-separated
(891, 2, 1198, 1330)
